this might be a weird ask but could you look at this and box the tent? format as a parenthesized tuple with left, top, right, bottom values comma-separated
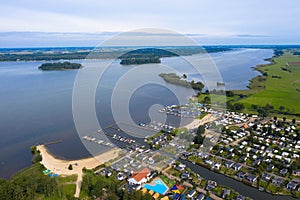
(160, 196, 169, 200)
(153, 193, 160, 200)
(141, 188, 148, 195)
(170, 184, 184, 194)
(43, 169, 50, 175)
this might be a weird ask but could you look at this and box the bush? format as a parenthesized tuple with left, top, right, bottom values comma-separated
(32, 153, 42, 163)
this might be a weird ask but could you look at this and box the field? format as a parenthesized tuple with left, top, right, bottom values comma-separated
(236, 52, 300, 114)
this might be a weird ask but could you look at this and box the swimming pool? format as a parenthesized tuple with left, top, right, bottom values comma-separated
(143, 179, 168, 195)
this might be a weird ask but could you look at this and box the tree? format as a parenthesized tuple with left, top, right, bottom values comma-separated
(68, 164, 73, 170)
(197, 125, 205, 135)
(203, 96, 211, 104)
(194, 134, 204, 145)
(279, 105, 285, 112)
(258, 108, 268, 117)
(251, 104, 258, 110)
(225, 91, 234, 97)
(232, 103, 244, 111)
(32, 153, 42, 164)
(265, 104, 274, 111)
(194, 125, 205, 145)
(252, 124, 258, 130)
(107, 193, 118, 200)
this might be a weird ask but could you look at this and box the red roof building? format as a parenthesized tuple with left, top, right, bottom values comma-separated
(128, 168, 151, 185)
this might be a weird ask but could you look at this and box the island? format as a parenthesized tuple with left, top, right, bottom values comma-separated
(159, 73, 204, 91)
(119, 48, 177, 65)
(38, 62, 83, 71)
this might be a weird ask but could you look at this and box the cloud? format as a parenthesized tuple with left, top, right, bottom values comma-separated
(0, 1, 300, 46)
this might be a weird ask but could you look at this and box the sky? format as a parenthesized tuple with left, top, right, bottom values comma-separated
(0, 0, 299, 47)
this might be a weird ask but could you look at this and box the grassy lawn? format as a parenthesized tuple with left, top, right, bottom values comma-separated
(57, 174, 77, 183)
(258, 179, 268, 189)
(160, 175, 176, 188)
(197, 93, 235, 105)
(167, 168, 181, 178)
(236, 52, 300, 114)
(42, 184, 76, 200)
(266, 183, 279, 194)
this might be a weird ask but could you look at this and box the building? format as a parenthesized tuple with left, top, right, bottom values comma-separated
(221, 189, 231, 198)
(128, 168, 151, 185)
(232, 163, 242, 171)
(225, 161, 234, 168)
(280, 168, 288, 176)
(286, 181, 298, 191)
(187, 189, 196, 198)
(292, 169, 300, 176)
(196, 193, 205, 200)
(247, 174, 258, 183)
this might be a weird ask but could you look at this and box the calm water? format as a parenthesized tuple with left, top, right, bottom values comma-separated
(0, 48, 273, 179)
(180, 159, 294, 200)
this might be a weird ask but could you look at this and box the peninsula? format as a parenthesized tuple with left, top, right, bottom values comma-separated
(159, 72, 205, 91)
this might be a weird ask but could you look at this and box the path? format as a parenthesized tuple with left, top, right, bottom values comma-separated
(37, 145, 121, 198)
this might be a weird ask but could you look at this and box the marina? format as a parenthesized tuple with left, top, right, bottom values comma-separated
(0, 48, 274, 179)
(82, 135, 115, 147)
(159, 104, 204, 119)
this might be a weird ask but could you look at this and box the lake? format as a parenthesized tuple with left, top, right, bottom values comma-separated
(0, 48, 273, 179)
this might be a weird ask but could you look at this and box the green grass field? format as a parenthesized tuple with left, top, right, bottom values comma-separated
(236, 52, 300, 114)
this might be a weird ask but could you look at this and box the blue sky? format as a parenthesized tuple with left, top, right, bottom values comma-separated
(0, 0, 299, 47)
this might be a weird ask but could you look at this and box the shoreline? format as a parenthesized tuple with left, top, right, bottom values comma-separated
(183, 114, 217, 129)
(37, 145, 121, 175)
(36, 145, 122, 197)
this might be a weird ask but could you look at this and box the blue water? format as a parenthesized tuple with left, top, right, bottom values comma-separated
(143, 179, 168, 194)
(0, 48, 273, 179)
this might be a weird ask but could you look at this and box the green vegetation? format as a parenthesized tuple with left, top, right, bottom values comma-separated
(0, 164, 76, 200)
(159, 73, 204, 91)
(38, 62, 82, 71)
(0, 147, 78, 200)
(234, 52, 300, 115)
(120, 56, 161, 65)
(119, 48, 176, 65)
(81, 170, 153, 200)
(31, 146, 42, 164)
(193, 125, 205, 145)
(0, 52, 91, 61)
(0, 46, 232, 62)
(196, 51, 300, 118)
(160, 175, 176, 187)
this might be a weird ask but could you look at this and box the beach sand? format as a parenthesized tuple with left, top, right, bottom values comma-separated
(37, 145, 121, 176)
(183, 114, 217, 129)
(37, 145, 122, 197)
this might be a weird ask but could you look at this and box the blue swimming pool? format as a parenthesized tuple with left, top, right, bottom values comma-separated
(143, 179, 168, 195)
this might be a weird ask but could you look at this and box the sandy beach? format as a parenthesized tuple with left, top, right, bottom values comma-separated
(183, 114, 217, 129)
(37, 145, 122, 197)
(37, 145, 121, 176)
